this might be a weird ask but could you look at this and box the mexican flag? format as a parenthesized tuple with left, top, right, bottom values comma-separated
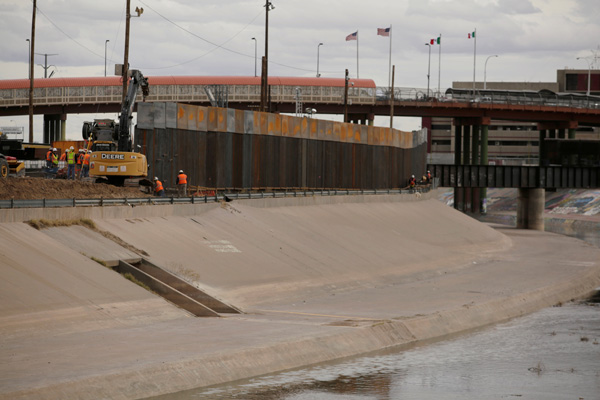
(468, 31, 476, 39)
(430, 37, 441, 45)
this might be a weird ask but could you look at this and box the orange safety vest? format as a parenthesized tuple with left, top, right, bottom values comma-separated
(60, 152, 67, 161)
(51, 153, 58, 166)
(46, 150, 53, 162)
(177, 173, 187, 185)
(154, 180, 164, 193)
(83, 153, 90, 166)
(77, 153, 83, 165)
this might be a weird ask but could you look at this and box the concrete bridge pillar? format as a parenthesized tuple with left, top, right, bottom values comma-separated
(43, 114, 62, 144)
(453, 124, 463, 211)
(517, 188, 545, 231)
(480, 124, 489, 213)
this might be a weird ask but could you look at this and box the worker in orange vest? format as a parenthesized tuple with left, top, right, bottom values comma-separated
(153, 177, 165, 197)
(176, 169, 187, 197)
(408, 174, 416, 188)
(81, 150, 91, 178)
(46, 148, 55, 168)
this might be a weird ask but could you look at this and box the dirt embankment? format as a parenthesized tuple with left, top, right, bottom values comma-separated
(0, 177, 151, 200)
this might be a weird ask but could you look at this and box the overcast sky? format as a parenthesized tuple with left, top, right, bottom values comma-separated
(1, 0, 599, 141)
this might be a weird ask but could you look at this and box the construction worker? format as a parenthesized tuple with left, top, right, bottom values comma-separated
(81, 150, 91, 178)
(153, 177, 165, 197)
(46, 148, 55, 168)
(426, 170, 432, 184)
(176, 169, 187, 197)
(408, 174, 416, 189)
(59, 148, 67, 162)
(66, 146, 76, 179)
(76, 149, 84, 178)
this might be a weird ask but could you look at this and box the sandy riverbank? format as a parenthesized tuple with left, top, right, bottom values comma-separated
(1, 192, 600, 399)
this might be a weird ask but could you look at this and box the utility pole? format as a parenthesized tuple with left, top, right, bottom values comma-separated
(260, 1, 274, 112)
(390, 65, 395, 129)
(344, 69, 349, 123)
(123, 0, 131, 102)
(28, 0, 36, 143)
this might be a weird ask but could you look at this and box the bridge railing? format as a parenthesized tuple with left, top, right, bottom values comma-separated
(0, 84, 378, 108)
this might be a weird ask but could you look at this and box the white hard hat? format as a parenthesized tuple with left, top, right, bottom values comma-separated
(70, 146, 74, 150)
(79, 148, 84, 152)
(411, 175, 415, 178)
(179, 170, 183, 173)
(52, 147, 57, 151)
(154, 177, 158, 180)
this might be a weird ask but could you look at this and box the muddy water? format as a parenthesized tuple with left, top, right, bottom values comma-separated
(152, 301, 600, 400)
(148, 226, 600, 400)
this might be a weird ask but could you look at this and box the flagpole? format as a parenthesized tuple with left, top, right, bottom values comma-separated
(438, 33, 441, 98)
(356, 29, 359, 79)
(388, 25, 392, 88)
(472, 28, 477, 97)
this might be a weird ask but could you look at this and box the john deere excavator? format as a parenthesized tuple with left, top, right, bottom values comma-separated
(82, 69, 150, 186)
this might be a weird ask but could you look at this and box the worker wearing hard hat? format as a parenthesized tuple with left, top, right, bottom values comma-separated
(153, 177, 165, 197)
(408, 174, 416, 188)
(66, 146, 76, 180)
(176, 169, 187, 198)
(51, 148, 59, 168)
(76, 149, 84, 178)
(81, 150, 91, 178)
(46, 147, 56, 169)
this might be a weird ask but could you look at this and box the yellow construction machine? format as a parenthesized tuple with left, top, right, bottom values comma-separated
(82, 69, 150, 186)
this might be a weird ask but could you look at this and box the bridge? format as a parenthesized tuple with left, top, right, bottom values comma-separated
(2, 75, 600, 143)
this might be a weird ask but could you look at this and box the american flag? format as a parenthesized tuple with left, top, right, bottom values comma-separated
(345, 31, 358, 41)
(377, 27, 391, 37)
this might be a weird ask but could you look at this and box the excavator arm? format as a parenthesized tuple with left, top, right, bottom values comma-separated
(118, 70, 149, 152)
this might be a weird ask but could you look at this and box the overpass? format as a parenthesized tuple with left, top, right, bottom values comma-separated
(2, 76, 600, 143)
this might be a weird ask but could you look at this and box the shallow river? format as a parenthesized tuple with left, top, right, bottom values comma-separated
(149, 224, 600, 400)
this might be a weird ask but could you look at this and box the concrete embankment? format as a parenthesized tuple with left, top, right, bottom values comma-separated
(1, 191, 600, 400)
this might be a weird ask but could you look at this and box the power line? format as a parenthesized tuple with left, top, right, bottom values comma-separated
(137, 0, 322, 73)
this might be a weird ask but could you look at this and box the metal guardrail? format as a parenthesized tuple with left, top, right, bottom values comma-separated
(0, 187, 431, 209)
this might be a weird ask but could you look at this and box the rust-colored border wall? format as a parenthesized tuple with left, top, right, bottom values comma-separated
(136, 103, 427, 190)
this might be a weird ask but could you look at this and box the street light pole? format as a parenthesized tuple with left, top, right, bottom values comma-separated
(577, 56, 592, 96)
(104, 39, 109, 77)
(425, 43, 431, 97)
(317, 43, 323, 77)
(484, 55, 498, 90)
(29, 0, 36, 143)
(36, 53, 58, 78)
(251, 37, 257, 77)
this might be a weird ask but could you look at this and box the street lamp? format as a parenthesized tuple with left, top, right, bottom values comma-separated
(425, 43, 431, 97)
(576, 56, 592, 96)
(317, 42, 323, 78)
(251, 37, 257, 77)
(104, 39, 109, 77)
(484, 55, 498, 90)
(36, 53, 58, 78)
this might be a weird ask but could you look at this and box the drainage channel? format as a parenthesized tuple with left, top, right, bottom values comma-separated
(115, 258, 242, 317)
